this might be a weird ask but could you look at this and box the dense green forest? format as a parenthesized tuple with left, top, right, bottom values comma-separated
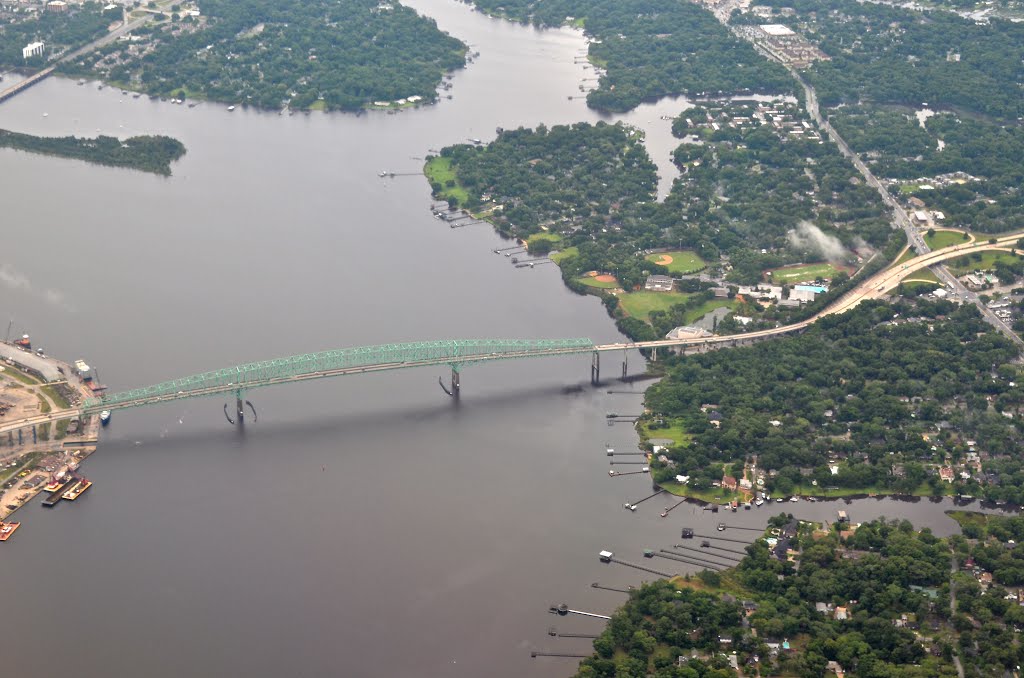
(467, 0, 793, 112)
(740, 0, 1024, 119)
(576, 519, 1022, 677)
(72, 0, 466, 110)
(0, 130, 186, 175)
(644, 300, 1024, 498)
(431, 121, 657, 238)
(0, 2, 118, 67)
(830, 107, 1024, 234)
(430, 103, 892, 295)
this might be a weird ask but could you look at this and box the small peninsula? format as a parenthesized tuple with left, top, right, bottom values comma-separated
(66, 0, 467, 111)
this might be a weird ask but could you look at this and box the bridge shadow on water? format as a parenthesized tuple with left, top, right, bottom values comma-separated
(98, 377, 632, 455)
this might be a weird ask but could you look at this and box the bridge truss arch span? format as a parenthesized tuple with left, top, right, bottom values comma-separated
(82, 338, 597, 413)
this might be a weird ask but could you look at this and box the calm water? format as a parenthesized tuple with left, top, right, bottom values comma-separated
(0, 3, 1008, 676)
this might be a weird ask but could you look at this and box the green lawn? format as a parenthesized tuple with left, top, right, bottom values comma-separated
(902, 269, 941, 284)
(896, 248, 918, 265)
(578, 275, 619, 289)
(41, 385, 70, 409)
(645, 250, 706, 274)
(549, 246, 578, 264)
(640, 418, 691, 447)
(618, 291, 690, 320)
(424, 156, 469, 205)
(0, 367, 38, 385)
(947, 250, 1023, 275)
(925, 230, 970, 250)
(767, 262, 843, 283)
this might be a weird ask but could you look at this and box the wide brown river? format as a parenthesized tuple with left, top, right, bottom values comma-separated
(0, 2, 1010, 676)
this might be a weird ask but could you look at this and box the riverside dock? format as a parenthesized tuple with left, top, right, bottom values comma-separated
(42, 479, 77, 507)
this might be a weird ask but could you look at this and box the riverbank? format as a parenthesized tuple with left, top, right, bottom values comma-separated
(0, 344, 101, 522)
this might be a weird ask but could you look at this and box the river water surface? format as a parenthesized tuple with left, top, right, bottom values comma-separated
(0, 3, 1008, 676)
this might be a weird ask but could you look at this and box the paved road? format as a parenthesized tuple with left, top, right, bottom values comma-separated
(0, 9, 155, 103)
(57, 12, 155, 65)
(712, 7, 1024, 346)
(950, 554, 965, 678)
(792, 72, 1024, 348)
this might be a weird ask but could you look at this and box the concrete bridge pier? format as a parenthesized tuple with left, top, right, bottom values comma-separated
(235, 389, 245, 424)
(591, 351, 600, 386)
(451, 367, 460, 398)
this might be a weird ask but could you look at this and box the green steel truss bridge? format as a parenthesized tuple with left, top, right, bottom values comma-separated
(0, 230, 1018, 433)
(80, 338, 604, 417)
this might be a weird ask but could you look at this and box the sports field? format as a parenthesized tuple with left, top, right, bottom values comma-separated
(617, 291, 690, 320)
(578, 272, 619, 289)
(644, 250, 705, 275)
(767, 262, 844, 284)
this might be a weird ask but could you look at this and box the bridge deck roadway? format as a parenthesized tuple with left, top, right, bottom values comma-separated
(3, 233, 1020, 431)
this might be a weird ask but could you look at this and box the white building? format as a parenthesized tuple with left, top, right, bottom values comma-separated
(665, 326, 712, 341)
(22, 41, 45, 60)
(789, 288, 817, 303)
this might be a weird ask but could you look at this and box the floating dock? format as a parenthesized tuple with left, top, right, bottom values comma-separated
(0, 521, 20, 541)
(42, 479, 77, 507)
(63, 479, 92, 501)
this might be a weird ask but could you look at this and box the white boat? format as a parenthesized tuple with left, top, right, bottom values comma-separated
(754, 498, 764, 506)
(100, 410, 111, 426)
(227, 105, 236, 111)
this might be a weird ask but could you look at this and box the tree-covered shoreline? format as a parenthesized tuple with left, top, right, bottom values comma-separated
(66, 0, 467, 112)
(0, 130, 186, 176)
(465, 0, 794, 112)
(575, 517, 1024, 677)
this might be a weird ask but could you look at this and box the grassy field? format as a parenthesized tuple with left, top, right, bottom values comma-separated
(925, 229, 970, 250)
(618, 291, 690, 320)
(659, 480, 740, 504)
(767, 262, 843, 283)
(424, 156, 470, 206)
(0, 367, 38, 385)
(549, 246, 578, 264)
(645, 250, 706, 275)
(902, 269, 941, 284)
(41, 385, 69, 409)
(896, 248, 918, 265)
(640, 418, 691, 447)
(578, 275, 619, 289)
(947, 250, 1023, 275)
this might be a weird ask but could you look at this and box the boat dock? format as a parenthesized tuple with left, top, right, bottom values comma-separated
(63, 479, 92, 500)
(42, 479, 77, 507)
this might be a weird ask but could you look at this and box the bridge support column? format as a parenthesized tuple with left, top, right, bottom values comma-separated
(591, 351, 600, 386)
(451, 367, 460, 398)
(235, 390, 245, 424)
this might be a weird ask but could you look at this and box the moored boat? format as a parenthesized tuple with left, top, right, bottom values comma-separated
(0, 521, 21, 541)
(100, 410, 111, 426)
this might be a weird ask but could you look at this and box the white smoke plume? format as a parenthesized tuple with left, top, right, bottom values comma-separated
(786, 221, 848, 263)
